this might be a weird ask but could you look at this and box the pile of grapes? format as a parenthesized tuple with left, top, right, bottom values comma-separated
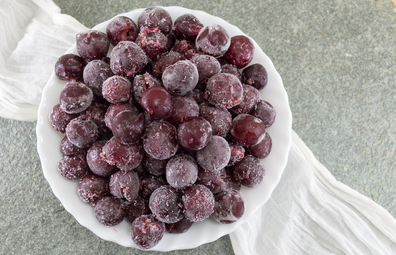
(49, 7, 276, 249)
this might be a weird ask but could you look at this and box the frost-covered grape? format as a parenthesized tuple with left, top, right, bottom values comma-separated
(58, 156, 89, 180)
(76, 30, 110, 62)
(212, 189, 245, 224)
(182, 184, 214, 222)
(110, 41, 149, 77)
(196, 24, 230, 57)
(140, 86, 173, 120)
(172, 14, 203, 42)
(94, 196, 125, 226)
(162, 60, 199, 96)
(60, 81, 93, 114)
(166, 154, 198, 189)
(77, 174, 110, 205)
(49, 103, 78, 133)
(205, 73, 243, 109)
(131, 214, 165, 250)
(251, 99, 276, 128)
(83, 60, 114, 97)
(55, 53, 86, 81)
(196, 135, 231, 172)
(233, 155, 265, 188)
(149, 185, 183, 223)
(164, 96, 199, 128)
(106, 16, 139, 46)
(142, 121, 178, 160)
(112, 111, 145, 144)
(138, 7, 173, 35)
(87, 140, 117, 177)
(66, 117, 98, 148)
(230, 84, 259, 115)
(199, 102, 232, 137)
(102, 137, 144, 170)
(177, 117, 212, 151)
(109, 170, 140, 202)
(102, 75, 132, 104)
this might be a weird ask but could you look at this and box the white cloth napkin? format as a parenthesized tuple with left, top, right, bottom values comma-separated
(3, 1, 396, 254)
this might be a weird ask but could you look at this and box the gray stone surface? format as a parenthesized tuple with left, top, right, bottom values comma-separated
(1, 0, 396, 254)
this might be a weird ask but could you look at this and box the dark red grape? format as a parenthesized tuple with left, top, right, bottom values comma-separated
(106, 16, 139, 46)
(224, 35, 255, 68)
(199, 101, 232, 137)
(77, 174, 110, 205)
(172, 14, 203, 42)
(250, 99, 276, 128)
(164, 96, 199, 128)
(138, 7, 172, 35)
(136, 26, 168, 61)
(132, 73, 162, 103)
(223, 168, 241, 191)
(152, 51, 184, 77)
(185, 88, 204, 104)
(94, 196, 125, 226)
(76, 30, 110, 61)
(149, 185, 183, 224)
(110, 41, 149, 77)
(233, 155, 265, 188)
(230, 114, 266, 146)
(230, 84, 259, 114)
(104, 102, 138, 131)
(165, 217, 193, 234)
(80, 102, 108, 131)
(162, 60, 199, 96)
(140, 86, 173, 120)
(49, 103, 78, 133)
(249, 131, 272, 159)
(86, 140, 117, 177)
(196, 167, 227, 194)
(126, 196, 151, 223)
(196, 135, 231, 172)
(102, 137, 144, 170)
(109, 170, 140, 202)
(83, 60, 114, 96)
(58, 156, 89, 180)
(205, 73, 243, 109)
(191, 54, 221, 84)
(112, 111, 145, 144)
(182, 184, 214, 222)
(166, 154, 198, 189)
(227, 144, 245, 167)
(60, 135, 88, 157)
(59, 81, 93, 114)
(177, 116, 212, 151)
(102, 75, 132, 104)
(212, 189, 245, 224)
(195, 24, 230, 57)
(142, 155, 168, 176)
(221, 64, 242, 82)
(142, 121, 178, 160)
(131, 214, 165, 250)
(55, 53, 86, 81)
(172, 40, 198, 59)
(139, 175, 166, 200)
(66, 117, 98, 148)
(242, 63, 268, 90)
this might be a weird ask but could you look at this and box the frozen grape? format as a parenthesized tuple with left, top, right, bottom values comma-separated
(110, 41, 149, 77)
(149, 185, 183, 223)
(94, 196, 125, 226)
(112, 111, 145, 144)
(162, 60, 199, 96)
(233, 155, 265, 188)
(60, 136, 88, 157)
(49, 103, 78, 133)
(172, 14, 203, 42)
(106, 16, 139, 45)
(212, 189, 245, 224)
(196, 24, 230, 57)
(136, 26, 168, 61)
(205, 73, 243, 109)
(230, 114, 266, 146)
(172, 40, 198, 59)
(102, 75, 132, 104)
(164, 96, 199, 128)
(83, 60, 114, 97)
(166, 154, 198, 189)
(104, 102, 138, 131)
(199, 102, 232, 137)
(55, 53, 86, 81)
(138, 7, 172, 35)
(102, 137, 144, 170)
(60, 81, 93, 114)
(196, 167, 227, 194)
(230, 84, 259, 114)
(66, 117, 98, 148)
(196, 135, 231, 172)
(182, 184, 214, 222)
(251, 99, 276, 128)
(109, 170, 140, 202)
(227, 144, 245, 167)
(139, 175, 166, 200)
(58, 156, 89, 180)
(140, 86, 173, 120)
(131, 214, 165, 250)
(142, 121, 178, 160)
(87, 140, 117, 177)
(177, 117, 212, 151)
(77, 174, 110, 205)
(191, 54, 221, 85)
(76, 30, 110, 62)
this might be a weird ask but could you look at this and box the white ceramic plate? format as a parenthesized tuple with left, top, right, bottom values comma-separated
(36, 6, 292, 251)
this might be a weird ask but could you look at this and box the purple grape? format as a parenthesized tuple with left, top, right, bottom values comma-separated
(162, 60, 199, 96)
(106, 16, 139, 46)
(59, 81, 93, 114)
(60, 136, 88, 157)
(104, 103, 138, 131)
(196, 167, 227, 194)
(110, 41, 149, 77)
(87, 140, 117, 177)
(242, 63, 268, 90)
(102, 137, 144, 171)
(195, 24, 230, 57)
(112, 111, 145, 144)
(76, 30, 110, 62)
(132, 73, 162, 103)
(177, 116, 212, 151)
(191, 54, 221, 85)
(138, 7, 173, 35)
(196, 135, 231, 172)
(140, 86, 173, 120)
(224, 35, 255, 68)
(164, 96, 199, 128)
(94, 196, 125, 226)
(166, 154, 198, 189)
(221, 64, 242, 82)
(149, 185, 183, 223)
(102, 75, 132, 104)
(205, 73, 243, 109)
(249, 131, 272, 159)
(165, 218, 193, 234)
(83, 60, 114, 97)
(142, 155, 168, 176)
(172, 14, 203, 42)
(77, 174, 110, 205)
(131, 214, 165, 250)
(58, 156, 89, 180)
(182, 184, 214, 222)
(199, 101, 232, 137)
(152, 51, 184, 77)
(251, 99, 276, 128)
(139, 175, 166, 200)
(227, 144, 245, 167)
(230, 114, 266, 146)
(49, 103, 78, 133)
(66, 117, 98, 148)
(142, 121, 178, 160)
(230, 84, 259, 114)
(233, 155, 265, 188)
(55, 53, 86, 81)
(212, 189, 245, 224)
(136, 26, 168, 61)
(109, 170, 140, 202)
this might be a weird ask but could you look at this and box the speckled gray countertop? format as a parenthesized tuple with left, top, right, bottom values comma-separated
(1, 0, 395, 254)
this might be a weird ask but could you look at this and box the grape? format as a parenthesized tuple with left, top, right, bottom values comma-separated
(242, 63, 268, 90)
(230, 84, 259, 114)
(233, 155, 265, 188)
(224, 35, 255, 68)
(149, 185, 183, 223)
(199, 101, 232, 137)
(136, 26, 168, 61)
(131, 214, 165, 250)
(140, 86, 173, 120)
(227, 144, 245, 167)
(94, 196, 125, 226)
(152, 51, 184, 77)
(196, 24, 230, 57)
(248, 131, 272, 159)
(58, 156, 89, 180)
(138, 7, 173, 35)
(162, 60, 199, 96)
(112, 111, 145, 144)
(177, 117, 212, 151)
(77, 174, 110, 205)
(110, 41, 149, 77)
(182, 184, 214, 222)
(83, 60, 114, 97)
(191, 54, 221, 85)
(166, 154, 198, 189)
(55, 53, 86, 81)
(196, 167, 227, 194)
(76, 30, 110, 62)
(139, 175, 166, 200)
(102, 75, 132, 104)
(230, 114, 266, 146)
(164, 96, 199, 128)
(172, 14, 203, 42)
(106, 16, 139, 46)
(49, 103, 78, 133)
(142, 121, 178, 160)
(196, 135, 231, 172)
(212, 189, 245, 224)
(109, 170, 140, 202)
(60, 136, 88, 157)
(66, 117, 98, 148)
(142, 155, 168, 176)
(132, 73, 162, 103)
(205, 73, 243, 109)
(86, 140, 117, 177)
(104, 102, 138, 131)
(221, 64, 242, 82)
(251, 99, 276, 128)
(60, 81, 93, 114)
(102, 136, 144, 170)
(165, 218, 193, 234)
